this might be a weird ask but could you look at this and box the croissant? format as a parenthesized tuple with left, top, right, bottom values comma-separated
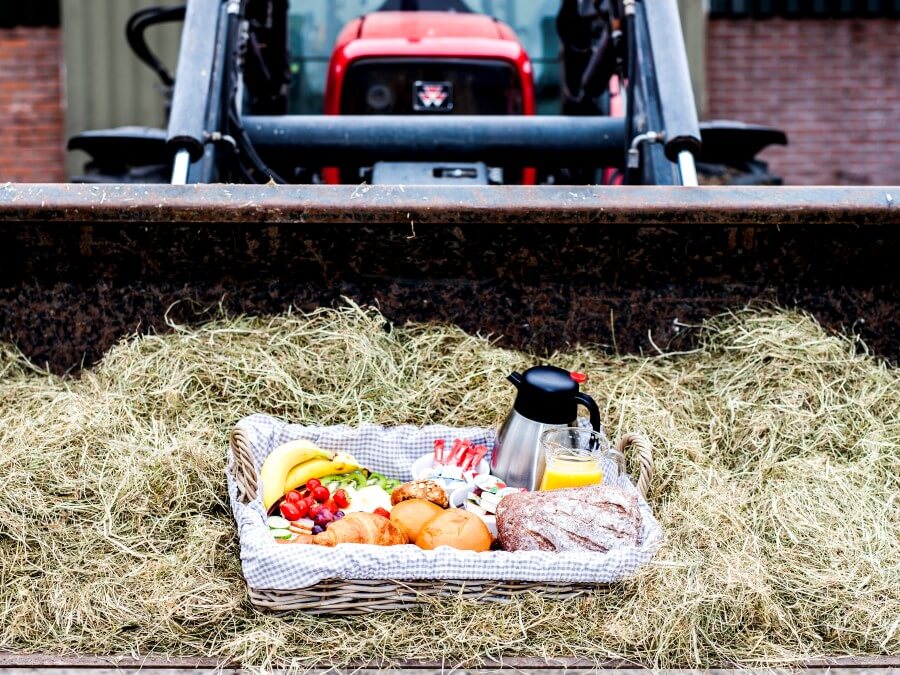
(291, 512, 408, 547)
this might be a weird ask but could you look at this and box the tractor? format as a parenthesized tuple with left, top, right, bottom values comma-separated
(69, 0, 786, 187)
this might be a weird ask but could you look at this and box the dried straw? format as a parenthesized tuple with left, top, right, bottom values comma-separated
(0, 303, 897, 672)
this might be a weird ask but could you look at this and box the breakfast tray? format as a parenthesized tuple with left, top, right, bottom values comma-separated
(228, 414, 661, 614)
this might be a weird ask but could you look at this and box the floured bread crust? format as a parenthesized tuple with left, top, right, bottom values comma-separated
(496, 485, 642, 553)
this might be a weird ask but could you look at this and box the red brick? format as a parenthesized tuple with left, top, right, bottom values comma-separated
(708, 18, 900, 185)
(0, 27, 64, 182)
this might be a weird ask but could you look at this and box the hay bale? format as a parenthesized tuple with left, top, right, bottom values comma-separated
(0, 304, 896, 670)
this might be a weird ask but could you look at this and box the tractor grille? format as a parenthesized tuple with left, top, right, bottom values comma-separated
(340, 58, 524, 115)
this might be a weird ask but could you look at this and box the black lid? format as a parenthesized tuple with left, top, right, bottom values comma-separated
(509, 365, 581, 424)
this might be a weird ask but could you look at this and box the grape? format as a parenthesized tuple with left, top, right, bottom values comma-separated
(311, 525, 324, 535)
(314, 509, 335, 527)
(335, 511, 345, 519)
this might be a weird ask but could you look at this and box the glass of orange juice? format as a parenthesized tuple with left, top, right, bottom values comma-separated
(538, 427, 607, 491)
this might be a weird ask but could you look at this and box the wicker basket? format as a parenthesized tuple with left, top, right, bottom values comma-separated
(231, 426, 655, 615)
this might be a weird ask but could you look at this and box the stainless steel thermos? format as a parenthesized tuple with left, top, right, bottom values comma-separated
(490, 365, 602, 490)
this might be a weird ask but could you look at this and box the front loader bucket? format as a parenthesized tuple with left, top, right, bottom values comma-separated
(0, 184, 897, 370)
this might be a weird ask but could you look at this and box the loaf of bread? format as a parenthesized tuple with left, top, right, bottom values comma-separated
(495, 485, 642, 553)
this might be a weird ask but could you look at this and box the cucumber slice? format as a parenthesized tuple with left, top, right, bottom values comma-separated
(270, 529, 293, 540)
(267, 516, 290, 530)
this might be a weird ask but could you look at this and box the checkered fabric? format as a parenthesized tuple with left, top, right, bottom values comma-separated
(226, 414, 664, 590)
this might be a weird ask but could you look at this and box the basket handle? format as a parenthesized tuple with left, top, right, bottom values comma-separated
(610, 433, 655, 500)
(231, 426, 258, 505)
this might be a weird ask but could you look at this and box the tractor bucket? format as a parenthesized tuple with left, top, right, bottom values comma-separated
(0, 183, 897, 371)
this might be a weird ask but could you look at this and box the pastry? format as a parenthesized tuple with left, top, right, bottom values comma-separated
(390, 479, 449, 508)
(290, 511, 408, 547)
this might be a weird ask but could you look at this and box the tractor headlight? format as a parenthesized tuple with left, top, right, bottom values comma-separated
(366, 84, 394, 112)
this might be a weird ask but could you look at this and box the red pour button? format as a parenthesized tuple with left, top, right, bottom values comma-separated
(569, 371, 588, 384)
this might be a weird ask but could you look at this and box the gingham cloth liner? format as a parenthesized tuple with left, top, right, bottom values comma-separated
(226, 413, 664, 591)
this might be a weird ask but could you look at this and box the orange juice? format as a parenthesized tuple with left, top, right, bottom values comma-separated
(539, 455, 604, 491)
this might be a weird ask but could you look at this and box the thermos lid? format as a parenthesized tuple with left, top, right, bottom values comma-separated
(510, 365, 586, 424)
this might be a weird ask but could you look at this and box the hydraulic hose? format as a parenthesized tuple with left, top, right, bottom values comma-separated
(623, 0, 637, 183)
(223, 1, 287, 184)
(126, 5, 186, 88)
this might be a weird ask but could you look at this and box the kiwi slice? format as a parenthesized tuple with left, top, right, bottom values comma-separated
(344, 470, 368, 489)
(365, 473, 402, 491)
(317, 473, 347, 484)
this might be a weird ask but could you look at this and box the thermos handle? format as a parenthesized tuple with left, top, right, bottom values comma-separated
(573, 391, 603, 433)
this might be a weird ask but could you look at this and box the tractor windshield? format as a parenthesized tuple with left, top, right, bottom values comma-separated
(287, 0, 562, 114)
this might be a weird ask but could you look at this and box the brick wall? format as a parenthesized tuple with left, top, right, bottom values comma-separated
(2, 18, 898, 186)
(0, 27, 65, 183)
(707, 18, 900, 185)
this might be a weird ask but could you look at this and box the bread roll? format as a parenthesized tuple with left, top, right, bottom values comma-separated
(495, 485, 642, 553)
(390, 498, 444, 544)
(391, 479, 449, 508)
(416, 509, 492, 552)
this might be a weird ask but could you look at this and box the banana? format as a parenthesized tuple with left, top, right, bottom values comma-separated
(260, 439, 333, 510)
(283, 452, 363, 493)
(283, 458, 340, 493)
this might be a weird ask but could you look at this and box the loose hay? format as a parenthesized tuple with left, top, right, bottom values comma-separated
(0, 304, 897, 671)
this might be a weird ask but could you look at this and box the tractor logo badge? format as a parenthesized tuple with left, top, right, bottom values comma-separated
(414, 81, 453, 111)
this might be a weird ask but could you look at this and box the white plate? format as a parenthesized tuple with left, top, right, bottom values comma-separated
(410, 453, 490, 483)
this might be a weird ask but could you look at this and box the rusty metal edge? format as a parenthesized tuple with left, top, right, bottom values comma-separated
(0, 184, 896, 225)
(0, 653, 896, 670)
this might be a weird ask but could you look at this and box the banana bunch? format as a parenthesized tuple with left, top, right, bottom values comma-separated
(284, 452, 362, 494)
(260, 439, 363, 509)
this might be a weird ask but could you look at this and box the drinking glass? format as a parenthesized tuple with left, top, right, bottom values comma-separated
(538, 427, 608, 491)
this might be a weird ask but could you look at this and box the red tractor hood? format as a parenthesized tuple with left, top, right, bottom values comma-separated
(332, 11, 526, 56)
(327, 10, 533, 111)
